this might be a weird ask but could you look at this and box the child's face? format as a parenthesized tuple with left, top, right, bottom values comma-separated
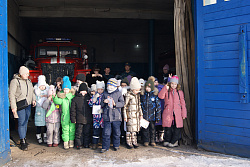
(91, 91, 96, 95)
(154, 81, 159, 86)
(76, 80, 83, 85)
(145, 86, 151, 92)
(64, 88, 70, 94)
(132, 89, 140, 95)
(80, 91, 87, 96)
(39, 85, 46, 90)
(121, 83, 127, 88)
(171, 82, 177, 89)
(57, 82, 61, 88)
(97, 88, 104, 94)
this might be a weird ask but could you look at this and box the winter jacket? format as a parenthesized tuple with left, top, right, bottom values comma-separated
(101, 89, 125, 122)
(53, 89, 75, 124)
(155, 84, 165, 126)
(123, 90, 143, 132)
(34, 84, 49, 126)
(140, 89, 161, 122)
(70, 93, 92, 124)
(88, 93, 104, 128)
(9, 74, 36, 110)
(158, 86, 187, 128)
(42, 98, 61, 124)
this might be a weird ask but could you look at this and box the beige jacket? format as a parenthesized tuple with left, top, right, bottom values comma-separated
(9, 74, 36, 110)
(123, 90, 143, 132)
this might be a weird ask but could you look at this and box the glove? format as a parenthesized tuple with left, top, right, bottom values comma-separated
(93, 93, 100, 103)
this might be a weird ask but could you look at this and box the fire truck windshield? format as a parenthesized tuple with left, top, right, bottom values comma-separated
(37, 46, 80, 58)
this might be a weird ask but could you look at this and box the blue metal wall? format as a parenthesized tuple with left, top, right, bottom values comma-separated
(196, 0, 250, 157)
(0, 0, 11, 166)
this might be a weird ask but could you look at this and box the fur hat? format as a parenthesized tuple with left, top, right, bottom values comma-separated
(145, 80, 154, 91)
(76, 74, 86, 82)
(62, 76, 71, 90)
(130, 77, 141, 90)
(170, 75, 179, 84)
(90, 84, 96, 92)
(96, 80, 105, 90)
(148, 76, 156, 82)
(163, 64, 169, 70)
(107, 78, 118, 87)
(19, 66, 29, 76)
(38, 75, 47, 87)
(139, 78, 145, 87)
(79, 83, 88, 92)
(48, 85, 56, 96)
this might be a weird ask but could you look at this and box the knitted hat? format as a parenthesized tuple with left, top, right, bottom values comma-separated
(139, 78, 145, 87)
(107, 78, 118, 87)
(38, 75, 47, 87)
(62, 76, 71, 90)
(48, 85, 56, 96)
(145, 80, 154, 91)
(90, 84, 96, 92)
(96, 80, 105, 90)
(76, 74, 86, 82)
(121, 77, 129, 86)
(163, 64, 169, 70)
(19, 66, 29, 76)
(170, 75, 179, 84)
(130, 77, 141, 90)
(148, 76, 156, 82)
(79, 83, 88, 92)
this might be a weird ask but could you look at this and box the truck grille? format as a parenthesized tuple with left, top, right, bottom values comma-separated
(41, 63, 75, 85)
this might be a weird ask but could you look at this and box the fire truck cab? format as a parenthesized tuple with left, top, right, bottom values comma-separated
(26, 38, 90, 84)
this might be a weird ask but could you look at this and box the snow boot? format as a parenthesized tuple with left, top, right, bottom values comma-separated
(64, 142, 69, 149)
(168, 141, 178, 148)
(159, 130, 164, 143)
(126, 132, 133, 149)
(43, 133, 47, 143)
(20, 139, 28, 151)
(131, 132, 139, 148)
(69, 140, 74, 148)
(36, 134, 43, 144)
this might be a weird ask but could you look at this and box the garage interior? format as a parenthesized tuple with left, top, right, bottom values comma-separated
(8, 0, 175, 80)
(8, 0, 194, 145)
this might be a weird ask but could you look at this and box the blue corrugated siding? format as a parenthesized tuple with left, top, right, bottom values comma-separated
(0, 0, 11, 166)
(196, 0, 250, 157)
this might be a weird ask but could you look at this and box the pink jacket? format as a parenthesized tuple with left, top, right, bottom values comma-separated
(158, 86, 187, 128)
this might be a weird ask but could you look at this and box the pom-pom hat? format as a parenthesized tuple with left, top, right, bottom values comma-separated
(62, 76, 71, 90)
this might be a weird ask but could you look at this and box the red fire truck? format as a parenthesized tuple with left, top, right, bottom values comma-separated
(26, 38, 91, 84)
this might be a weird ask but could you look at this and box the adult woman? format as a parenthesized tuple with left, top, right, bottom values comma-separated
(9, 66, 36, 151)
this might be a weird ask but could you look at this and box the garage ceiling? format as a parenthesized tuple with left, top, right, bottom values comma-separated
(17, 0, 174, 33)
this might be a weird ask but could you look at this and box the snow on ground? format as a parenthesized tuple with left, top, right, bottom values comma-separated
(86, 155, 250, 167)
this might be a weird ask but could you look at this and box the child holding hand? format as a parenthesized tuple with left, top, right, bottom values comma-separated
(158, 75, 187, 147)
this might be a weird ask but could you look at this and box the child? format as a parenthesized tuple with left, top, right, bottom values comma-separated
(140, 79, 161, 147)
(158, 75, 187, 147)
(123, 77, 143, 149)
(88, 80, 105, 150)
(53, 76, 76, 149)
(101, 78, 124, 153)
(153, 77, 165, 143)
(34, 75, 49, 144)
(71, 83, 92, 149)
(42, 85, 61, 147)
(55, 77, 63, 93)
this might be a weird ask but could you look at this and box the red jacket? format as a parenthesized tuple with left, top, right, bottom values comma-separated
(158, 86, 187, 128)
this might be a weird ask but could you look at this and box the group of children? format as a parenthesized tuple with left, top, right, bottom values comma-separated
(33, 73, 187, 153)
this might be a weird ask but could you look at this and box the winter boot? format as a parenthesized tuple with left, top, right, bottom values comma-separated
(168, 141, 178, 148)
(36, 134, 43, 144)
(155, 131, 159, 143)
(64, 142, 69, 149)
(159, 131, 164, 143)
(144, 142, 149, 147)
(24, 138, 29, 145)
(163, 141, 170, 147)
(43, 133, 47, 143)
(131, 132, 139, 148)
(126, 132, 133, 149)
(20, 139, 28, 151)
(69, 140, 74, 148)
(92, 144, 98, 150)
